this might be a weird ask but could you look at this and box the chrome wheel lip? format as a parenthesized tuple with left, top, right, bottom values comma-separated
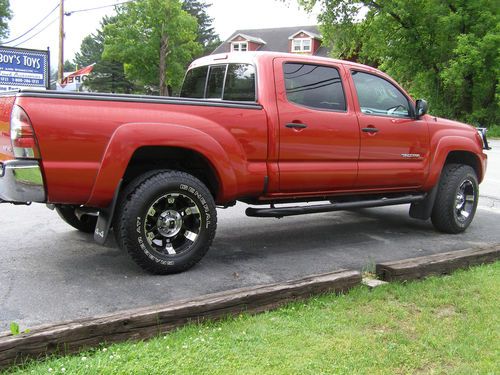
(454, 179, 475, 222)
(143, 192, 202, 257)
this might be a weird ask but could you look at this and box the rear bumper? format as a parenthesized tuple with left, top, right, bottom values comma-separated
(0, 160, 46, 203)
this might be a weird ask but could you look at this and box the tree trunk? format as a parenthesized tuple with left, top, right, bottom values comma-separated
(159, 33, 169, 96)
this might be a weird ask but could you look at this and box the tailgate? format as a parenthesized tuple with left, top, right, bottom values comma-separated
(0, 93, 45, 203)
(0, 94, 15, 162)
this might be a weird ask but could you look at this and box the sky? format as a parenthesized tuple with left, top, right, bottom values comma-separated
(4, 0, 321, 70)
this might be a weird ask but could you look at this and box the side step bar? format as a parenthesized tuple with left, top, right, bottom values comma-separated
(245, 194, 426, 218)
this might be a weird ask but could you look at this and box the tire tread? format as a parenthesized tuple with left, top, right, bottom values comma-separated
(431, 163, 478, 234)
(114, 170, 217, 274)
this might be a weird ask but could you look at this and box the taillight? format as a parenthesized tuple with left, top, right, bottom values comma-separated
(10, 105, 41, 159)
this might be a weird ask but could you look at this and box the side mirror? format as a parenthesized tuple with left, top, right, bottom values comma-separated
(415, 99, 428, 118)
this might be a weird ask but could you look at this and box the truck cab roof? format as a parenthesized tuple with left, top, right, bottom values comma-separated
(189, 51, 380, 74)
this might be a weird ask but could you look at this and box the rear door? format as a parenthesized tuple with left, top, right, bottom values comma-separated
(274, 58, 359, 193)
(348, 70, 430, 189)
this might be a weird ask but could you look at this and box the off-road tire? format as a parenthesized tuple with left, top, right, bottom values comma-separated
(431, 164, 478, 234)
(113, 170, 217, 274)
(56, 206, 98, 233)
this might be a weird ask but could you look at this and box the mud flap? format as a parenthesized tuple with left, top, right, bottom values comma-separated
(94, 180, 122, 245)
(409, 183, 439, 220)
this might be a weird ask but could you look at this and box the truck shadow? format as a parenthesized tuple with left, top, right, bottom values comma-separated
(209, 207, 436, 264)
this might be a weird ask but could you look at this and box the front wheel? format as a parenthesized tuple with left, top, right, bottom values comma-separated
(431, 164, 479, 234)
(114, 170, 217, 274)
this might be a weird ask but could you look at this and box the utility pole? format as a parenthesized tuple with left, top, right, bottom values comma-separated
(57, 0, 64, 82)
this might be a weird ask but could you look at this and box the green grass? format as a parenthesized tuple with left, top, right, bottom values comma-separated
(487, 125, 500, 139)
(5, 262, 499, 375)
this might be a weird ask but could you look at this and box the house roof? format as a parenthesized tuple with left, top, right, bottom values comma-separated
(288, 29, 322, 40)
(230, 33, 267, 45)
(211, 25, 330, 57)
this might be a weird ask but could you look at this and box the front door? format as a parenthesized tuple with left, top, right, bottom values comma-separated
(274, 59, 360, 193)
(348, 70, 430, 189)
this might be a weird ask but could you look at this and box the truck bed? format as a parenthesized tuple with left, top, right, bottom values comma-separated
(0, 89, 268, 206)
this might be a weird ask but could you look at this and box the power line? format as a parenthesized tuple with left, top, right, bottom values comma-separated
(2, 3, 59, 45)
(65, 0, 135, 16)
(11, 18, 58, 48)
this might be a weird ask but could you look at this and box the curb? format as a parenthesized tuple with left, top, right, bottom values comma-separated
(0, 269, 361, 368)
(376, 244, 500, 282)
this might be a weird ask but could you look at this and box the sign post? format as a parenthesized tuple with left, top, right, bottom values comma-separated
(0, 47, 50, 92)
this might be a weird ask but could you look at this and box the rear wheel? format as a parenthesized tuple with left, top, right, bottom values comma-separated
(114, 170, 217, 274)
(55, 206, 97, 233)
(431, 164, 478, 234)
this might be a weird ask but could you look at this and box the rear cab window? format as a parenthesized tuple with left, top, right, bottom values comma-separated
(180, 66, 208, 98)
(206, 65, 226, 99)
(181, 63, 256, 101)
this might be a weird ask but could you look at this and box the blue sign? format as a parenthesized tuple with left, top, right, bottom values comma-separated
(0, 47, 49, 91)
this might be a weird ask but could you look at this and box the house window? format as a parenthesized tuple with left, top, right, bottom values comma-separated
(292, 38, 312, 53)
(231, 42, 248, 52)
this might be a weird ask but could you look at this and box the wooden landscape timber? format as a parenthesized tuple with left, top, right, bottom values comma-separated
(0, 269, 361, 369)
(376, 244, 500, 282)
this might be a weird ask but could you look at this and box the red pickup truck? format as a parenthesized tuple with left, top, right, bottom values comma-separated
(0, 52, 489, 274)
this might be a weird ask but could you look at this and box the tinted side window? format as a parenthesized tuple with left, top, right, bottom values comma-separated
(206, 65, 226, 99)
(352, 71, 410, 117)
(180, 66, 208, 98)
(223, 64, 256, 101)
(284, 63, 346, 111)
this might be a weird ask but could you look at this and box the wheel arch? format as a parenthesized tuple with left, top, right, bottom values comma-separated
(121, 145, 221, 199)
(444, 150, 482, 181)
(85, 122, 239, 207)
(424, 135, 485, 189)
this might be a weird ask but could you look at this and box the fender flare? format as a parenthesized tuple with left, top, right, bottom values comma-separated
(85, 122, 239, 207)
(423, 135, 483, 190)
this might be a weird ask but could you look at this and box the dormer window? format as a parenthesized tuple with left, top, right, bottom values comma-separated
(288, 30, 322, 54)
(232, 42, 248, 52)
(292, 38, 312, 52)
(228, 33, 266, 53)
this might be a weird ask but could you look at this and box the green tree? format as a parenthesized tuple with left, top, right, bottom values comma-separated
(0, 0, 11, 41)
(74, 16, 132, 93)
(63, 60, 75, 72)
(74, 16, 116, 68)
(74, 35, 103, 68)
(300, 0, 500, 126)
(182, 0, 220, 56)
(85, 59, 134, 93)
(103, 0, 201, 96)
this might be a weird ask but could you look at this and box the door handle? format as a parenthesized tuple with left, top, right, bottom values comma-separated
(362, 127, 379, 133)
(286, 123, 307, 129)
